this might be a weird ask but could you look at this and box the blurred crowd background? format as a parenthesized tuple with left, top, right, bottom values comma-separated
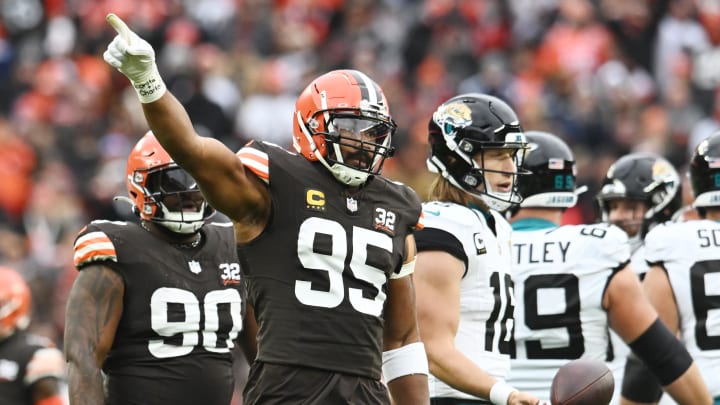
(2, 0, 720, 400)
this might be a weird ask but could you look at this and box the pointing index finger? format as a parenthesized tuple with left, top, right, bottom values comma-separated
(106, 13, 131, 45)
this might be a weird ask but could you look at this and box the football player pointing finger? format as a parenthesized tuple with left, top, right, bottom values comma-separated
(102, 13, 429, 405)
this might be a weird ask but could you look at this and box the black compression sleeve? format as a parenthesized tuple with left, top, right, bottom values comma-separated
(628, 318, 693, 386)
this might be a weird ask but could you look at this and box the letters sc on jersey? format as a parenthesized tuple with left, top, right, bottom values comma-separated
(236, 141, 423, 380)
(72, 220, 243, 405)
(415, 202, 514, 400)
(644, 220, 720, 397)
(508, 220, 629, 399)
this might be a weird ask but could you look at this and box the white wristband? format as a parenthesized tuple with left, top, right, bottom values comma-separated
(132, 65, 166, 103)
(489, 381, 517, 405)
(381, 342, 429, 383)
(391, 257, 415, 279)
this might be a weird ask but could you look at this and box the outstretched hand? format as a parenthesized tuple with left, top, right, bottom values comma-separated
(103, 13, 166, 103)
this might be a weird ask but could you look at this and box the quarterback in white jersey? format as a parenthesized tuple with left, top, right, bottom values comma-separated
(420, 202, 515, 397)
(632, 133, 720, 402)
(415, 94, 539, 405)
(508, 131, 710, 405)
(595, 153, 683, 405)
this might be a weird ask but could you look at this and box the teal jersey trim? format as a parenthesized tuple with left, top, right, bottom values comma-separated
(511, 218, 557, 231)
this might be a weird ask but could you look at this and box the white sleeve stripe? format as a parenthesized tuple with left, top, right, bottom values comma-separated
(74, 241, 115, 258)
(74, 231, 110, 246)
(239, 157, 269, 176)
(238, 147, 268, 160)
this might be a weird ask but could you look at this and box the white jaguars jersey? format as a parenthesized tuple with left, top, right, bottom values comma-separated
(644, 220, 720, 396)
(420, 201, 514, 400)
(508, 220, 630, 400)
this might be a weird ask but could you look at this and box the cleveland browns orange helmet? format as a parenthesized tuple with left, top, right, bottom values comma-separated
(293, 69, 396, 186)
(0, 266, 31, 339)
(126, 131, 213, 234)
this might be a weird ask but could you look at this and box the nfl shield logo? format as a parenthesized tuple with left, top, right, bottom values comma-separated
(188, 260, 202, 274)
(346, 197, 358, 213)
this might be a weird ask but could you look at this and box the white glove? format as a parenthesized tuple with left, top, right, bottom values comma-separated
(103, 13, 166, 103)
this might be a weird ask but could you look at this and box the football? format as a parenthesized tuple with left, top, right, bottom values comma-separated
(550, 359, 614, 405)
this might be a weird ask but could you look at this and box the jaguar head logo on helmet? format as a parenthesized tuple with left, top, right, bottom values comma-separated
(292, 69, 397, 187)
(426, 93, 528, 212)
(125, 131, 214, 234)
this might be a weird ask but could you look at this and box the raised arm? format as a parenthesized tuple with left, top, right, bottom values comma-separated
(103, 14, 269, 228)
(64, 265, 124, 405)
(140, 93, 270, 227)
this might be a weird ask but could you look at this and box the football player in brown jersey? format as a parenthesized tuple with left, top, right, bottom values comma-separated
(102, 13, 429, 405)
(64, 132, 244, 405)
